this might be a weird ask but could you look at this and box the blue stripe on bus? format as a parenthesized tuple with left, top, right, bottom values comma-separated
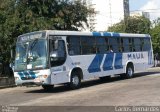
(88, 54, 104, 73)
(114, 53, 123, 69)
(103, 32, 111, 36)
(18, 72, 24, 78)
(92, 32, 101, 36)
(18, 71, 36, 79)
(29, 71, 36, 78)
(23, 71, 30, 77)
(103, 53, 114, 71)
(112, 33, 120, 37)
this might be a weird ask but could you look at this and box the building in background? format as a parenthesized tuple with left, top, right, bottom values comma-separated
(86, 0, 96, 31)
(123, 0, 130, 18)
(130, 11, 150, 19)
(91, 0, 130, 31)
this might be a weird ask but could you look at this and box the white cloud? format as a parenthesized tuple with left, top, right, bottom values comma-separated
(140, 0, 160, 20)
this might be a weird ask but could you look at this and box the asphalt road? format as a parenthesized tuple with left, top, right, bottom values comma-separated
(0, 67, 160, 112)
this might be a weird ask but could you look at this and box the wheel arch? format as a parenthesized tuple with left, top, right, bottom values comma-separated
(125, 61, 135, 73)
(69, 67, 83, 81)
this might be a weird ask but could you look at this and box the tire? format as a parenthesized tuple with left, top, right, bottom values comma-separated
(121, 65, 134, 79)
(70, 72, 81, 89)
(42, 85, 54, 91)
(99, 76, 111, 81)
(125, 65, 134, 79)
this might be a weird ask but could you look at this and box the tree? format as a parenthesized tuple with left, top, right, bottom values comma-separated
(0, 0, 93, 64)
(107, 21, 125, 33)
(15, 0, 93, 32)
(0, 0, 17, 62)
(107, 16, 151, 34)
(150, 18, 160, 54)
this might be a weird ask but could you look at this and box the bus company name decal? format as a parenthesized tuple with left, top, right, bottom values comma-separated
(127, 53, 144, 60)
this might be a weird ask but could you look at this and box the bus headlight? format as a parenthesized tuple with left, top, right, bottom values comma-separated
(37, 75, 48, 79)
(15, 77, 20, 81)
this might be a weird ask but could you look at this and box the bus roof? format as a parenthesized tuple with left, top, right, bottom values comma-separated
(46, 30, 151, 38)
(19, 30, 151, 39)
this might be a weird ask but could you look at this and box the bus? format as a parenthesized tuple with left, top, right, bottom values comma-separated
(14, 30, 154, 90)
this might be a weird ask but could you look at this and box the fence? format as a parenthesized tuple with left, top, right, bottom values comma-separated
(0, 61, 15, 87)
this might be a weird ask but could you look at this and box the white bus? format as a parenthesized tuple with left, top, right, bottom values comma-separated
(14, 30, 154, 90)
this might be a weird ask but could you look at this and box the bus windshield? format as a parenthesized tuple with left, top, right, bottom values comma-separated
(14, 39, 47, 71)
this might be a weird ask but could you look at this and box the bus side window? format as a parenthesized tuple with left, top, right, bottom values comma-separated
(140, 38, 144, 51)
(128, 38, 133, 52)
(109, 38, 119, 52)
(67, 36, 81, 55)
(123, 38, 130, 52)
(96, 37, 108, 54)
(81, 36, 96, 55)
(118, 38, 124, 52)
(143, 38, 151, 51)
(50, 40, 66, 67)
(132, 38, 136, 52)
(134, 38, 141, 52)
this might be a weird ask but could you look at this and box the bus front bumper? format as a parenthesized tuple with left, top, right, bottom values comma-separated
(15, 79, 37, 86)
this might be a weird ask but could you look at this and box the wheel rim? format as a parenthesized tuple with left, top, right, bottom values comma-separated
(127, 67, 133, 77)
(72, 75, 79, 86)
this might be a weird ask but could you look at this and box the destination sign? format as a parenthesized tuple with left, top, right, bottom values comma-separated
(17, 32, 46, 42)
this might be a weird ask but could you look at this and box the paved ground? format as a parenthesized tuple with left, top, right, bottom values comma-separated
(0, 67, 160, 111)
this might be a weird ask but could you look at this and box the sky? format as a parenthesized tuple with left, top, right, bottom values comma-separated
(91, 0, 160, 31)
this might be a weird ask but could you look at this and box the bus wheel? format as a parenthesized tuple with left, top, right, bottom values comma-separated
(70, 72, 81, 89)
(42, 85, 54, 91)
(125, 65, 134, 78)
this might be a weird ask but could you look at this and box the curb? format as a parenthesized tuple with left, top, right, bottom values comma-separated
(0, 85, 17, 89)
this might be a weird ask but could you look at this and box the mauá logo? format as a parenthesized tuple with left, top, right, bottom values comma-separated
(128, 53, 144, 60)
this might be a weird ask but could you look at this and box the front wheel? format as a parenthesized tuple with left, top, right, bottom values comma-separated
(42, 85, 54, 91)
(70, 72, 81, 89)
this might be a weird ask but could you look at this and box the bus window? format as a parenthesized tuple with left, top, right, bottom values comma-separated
(96, 37, 108, 54)
(143, 38, 151, 51)
(67, 36, 81, 55)
(118, 38, 124, 52)
(123, 38, 130, 52)
(128, 38, 133, 52)
(50, 40, 66, 67)
(109, 38, 119, 52)
(81, 37, 96, 55)
(134, 38, 141, 52)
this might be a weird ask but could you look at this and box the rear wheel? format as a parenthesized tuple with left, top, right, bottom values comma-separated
(70, 72, 81, 89)
(121, 65, 134, 79)
(42, 85, 54, 91)
(126, 65, 134, 78)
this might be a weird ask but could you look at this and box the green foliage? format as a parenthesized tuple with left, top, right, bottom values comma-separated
(107, 16, 151, 34)
(0, 0, 93, 63)
(150, 18, 160, 54)
(107, 21, 125, 33)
